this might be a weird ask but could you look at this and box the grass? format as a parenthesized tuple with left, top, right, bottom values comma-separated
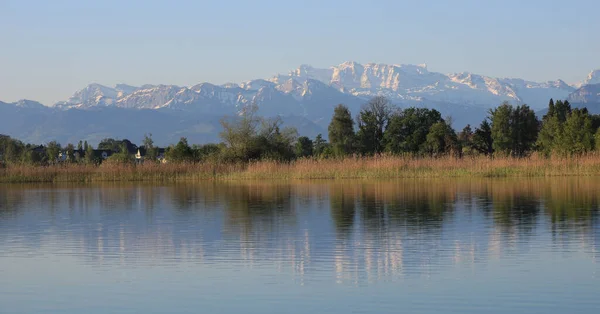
(2, 154, 600, 183)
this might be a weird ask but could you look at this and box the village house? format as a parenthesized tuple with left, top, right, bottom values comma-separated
(58, 149, 114, 162)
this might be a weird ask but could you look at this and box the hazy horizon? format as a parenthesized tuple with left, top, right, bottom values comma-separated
(1, 0, 599, 105)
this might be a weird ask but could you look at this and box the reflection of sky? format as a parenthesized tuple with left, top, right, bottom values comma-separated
(0, 183, 599, 314)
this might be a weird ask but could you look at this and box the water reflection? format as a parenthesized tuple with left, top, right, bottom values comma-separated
(0, 179, 599, 282)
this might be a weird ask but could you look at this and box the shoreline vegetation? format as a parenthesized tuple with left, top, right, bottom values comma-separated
(3, 96, 600, 183)
(2, 154, 600, 183)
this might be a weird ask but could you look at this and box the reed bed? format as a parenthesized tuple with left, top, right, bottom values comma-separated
(2, 154, 600, 183)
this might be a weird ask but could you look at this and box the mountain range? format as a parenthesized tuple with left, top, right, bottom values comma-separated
(1, 61, 599, 146)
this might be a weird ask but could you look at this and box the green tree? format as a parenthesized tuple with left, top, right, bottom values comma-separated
(83, 140, 89, 151)
(257, 117, 298, 161)
(165, 137, 194, 163)
(313, 134, 327, 157)
(472, 120, 493, 156)
(46, 141, 61, 164)
(85, 143, 97, 164)
(537, 115, 561, 157)
(537, 99, 572, 157)
(77, 140, 83, 151)
(554, 100, 572, 123)
(383, 107, 443, 155)
(328, 104, 355, 157)
(142, 133, 157, 161)
(596, 128, 600, 151)
(424, 120, 458, 157)
(65, 143, 75, 163)
(556, 108, 594, 156)
(220, 103, 261, 161)
(511, 104, 539, 157)
(356, 96, 392, 155)
(295, 136, 314, 158)
(490, 103, 513, 156)
(192, 143, 222, 162)
(458, 124, 474, 156)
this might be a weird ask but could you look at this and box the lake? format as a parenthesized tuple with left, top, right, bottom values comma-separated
(1, 179, 599, 313)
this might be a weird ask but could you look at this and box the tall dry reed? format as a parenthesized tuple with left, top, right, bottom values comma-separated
(1, 153, 600, 183)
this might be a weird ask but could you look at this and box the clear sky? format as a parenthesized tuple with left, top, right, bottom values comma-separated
(1, 0, 598, 105)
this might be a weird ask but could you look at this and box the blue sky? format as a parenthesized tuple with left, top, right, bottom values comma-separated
(0, 0, 598, 105)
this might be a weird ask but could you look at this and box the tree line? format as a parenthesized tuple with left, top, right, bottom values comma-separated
(2, 97, 600, 167)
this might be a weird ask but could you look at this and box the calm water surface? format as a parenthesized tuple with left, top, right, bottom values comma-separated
(1, 179, 599, 313)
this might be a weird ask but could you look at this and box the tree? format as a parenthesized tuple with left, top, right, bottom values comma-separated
(295, 136, 314, 158)
(313, 134, 327, 157)
(85, 143, 97, 164)
(46, 141, 61, 164)
(383, 107, 443, 155)
(458, 124, 474, 156)
(165, 137, 194, 163)
(83, 141, 89, 151)
(537, 99, 573, 157)
(142, 133, 157, 161)
(220, 103, 261, 161)
(490, 102, 538, 157)
(472, 120, 493, 156)
(65, 143, 75, 162)
(192, 143, 222, 161)
(356, 96, 392, 155)
(424, 120, 458, 157)
(537, 115, 561, 157)
(556, 108, 594, 156)
(596, 128, 600, 151)
(328, 104, 355, 157)
(554, 100, 572, 123)
(510, 104, 539, 157)
(490, 103, 513, 156)
(77, 140, 83, 151)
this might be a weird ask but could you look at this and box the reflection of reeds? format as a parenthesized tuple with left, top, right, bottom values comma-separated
(2, 154, 600, 182)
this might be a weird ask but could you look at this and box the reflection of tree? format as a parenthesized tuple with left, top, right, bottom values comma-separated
(0, 185, 25, 219)
(221, 182, 296, 235)
(330, 184, 356, 238)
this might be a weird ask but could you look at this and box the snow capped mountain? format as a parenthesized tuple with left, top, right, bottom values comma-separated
(274, 62, 574, 109)
(13, 99, 47, 109)
(568, 83, 600, 104)
(3, 60, 600, 145)
(577, 70, 600, 88)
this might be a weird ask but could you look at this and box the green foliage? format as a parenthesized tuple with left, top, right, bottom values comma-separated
(192, 143, 223, 162)
(457, 124, 473, 156)
(424, 120, 458, 157)
(490, 102, 538, 157)
(142, 133, 157, 161)
(537, 115, 561, 157)
(490, 103, 513, 156)
(383, 107, 443, 155)
(65, 144, 75, 163)
(472, 120, 494, 156)
(85, 144, 97, 165)
(596, 128, 600, 151)
(356, 96, 392, 155)
(313, 134, 327, 157)
(295, 136, 314, 158)
(328, 104, 355, 157)
(166, 137, 194, 163)
(98, 138, 136, 153)
(46, 141, 61, 164)
(556, 109, 594, 156)
(511, 104, 539, 157)
(219, 104, 298, 162)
